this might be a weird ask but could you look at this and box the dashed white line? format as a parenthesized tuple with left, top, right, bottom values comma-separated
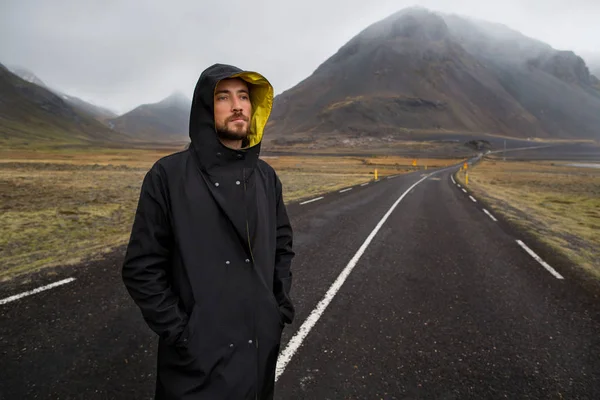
(0, 278, 76, 305)
(360, 183, 369, 187)
(339, 188, 353, 193)
(462, 188, 467, 193)
(516, 240, 564, 280)
(451, 175, 456, 184)
(275, 173, 433, 381)
(457, 184, 462, 188)
(300, 196, 324, 205)
(469, 195, 477, 203)
(483, 209, 498, 222)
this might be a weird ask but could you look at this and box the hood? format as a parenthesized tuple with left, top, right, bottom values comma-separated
(189, 63, 274, 171)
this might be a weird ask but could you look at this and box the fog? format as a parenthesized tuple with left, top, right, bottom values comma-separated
(1, 0, 598, 114)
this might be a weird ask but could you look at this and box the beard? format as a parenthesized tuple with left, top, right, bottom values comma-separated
(216, 116, 250, 141)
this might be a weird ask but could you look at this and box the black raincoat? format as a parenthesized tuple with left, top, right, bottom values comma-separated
(122, 64, 295, 399)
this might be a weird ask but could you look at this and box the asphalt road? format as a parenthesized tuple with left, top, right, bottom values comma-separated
(1, 149, 599, 399)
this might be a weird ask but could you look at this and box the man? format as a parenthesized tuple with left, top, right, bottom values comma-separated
(122, 63, 295, 399)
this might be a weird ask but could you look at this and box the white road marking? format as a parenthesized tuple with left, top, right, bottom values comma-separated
(300, 197, 324, 205)
(462, 188, 467, 193)
(451, 175, 456, 184)
(275, 173, 432, 381)
(483, 209, 498, 222)
(516, 240, 564, 280)
(360, 183, 369, 187)
(339, 188, 353, 193)
(0, 278, 76, 305)
(469, 195, 477, 203)
(457, 184, 461, 188)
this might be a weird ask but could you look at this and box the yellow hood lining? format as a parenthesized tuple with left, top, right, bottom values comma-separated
(228, 71, 274, 148)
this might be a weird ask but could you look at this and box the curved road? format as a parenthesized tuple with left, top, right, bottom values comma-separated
(1, 157, 599, 399)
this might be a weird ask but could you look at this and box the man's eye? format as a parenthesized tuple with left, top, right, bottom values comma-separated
(241, 95, 249, 100)
(217, 96, 227, 101)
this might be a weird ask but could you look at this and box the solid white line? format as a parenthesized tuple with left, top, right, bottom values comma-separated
(483, 209, 498, 222)
(469, 195, 477, 203)
(462, 188, 467, 193)
(451, 175, 456, 184)
(340, 188, 353, 193)
(516, 240, 564, 279)
(275, 173, 432, 381)
(0, 278, 76, 305)
(300, 196, 324, 205)
(360, 183, 369, 187)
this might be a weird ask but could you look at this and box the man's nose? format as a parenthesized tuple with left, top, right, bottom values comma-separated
(231, 98, 243, 112)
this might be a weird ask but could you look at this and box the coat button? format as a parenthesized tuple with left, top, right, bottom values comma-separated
(229, 343, 234, 348)
(237, 154, 243, 159)
(225, 261, 230, 265)
(215, 182, 219, 187)
(236, 181, 241, 185)
(245, 259, 250, 263)
(248, 339, 253, 344)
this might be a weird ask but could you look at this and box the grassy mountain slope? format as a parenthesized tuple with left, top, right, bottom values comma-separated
(0, 63, 130, 147)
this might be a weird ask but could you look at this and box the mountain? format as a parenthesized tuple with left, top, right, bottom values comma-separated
(107, 92, 191, 141)
(8, 66, 47, 87)
(441, 13, 600, 137)
(53, 91, 117, 121)
(8, 65, 118, 122)
(265, 7, 600, 146)
(581, 52, 600, 84)
(0, 63, 130, 146)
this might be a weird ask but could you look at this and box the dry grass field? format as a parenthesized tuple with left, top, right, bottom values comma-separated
(1, 148, 463, 281)
(456, 158, 600, 278)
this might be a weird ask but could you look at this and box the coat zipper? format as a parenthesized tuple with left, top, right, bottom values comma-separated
(243, 168, 259, 399)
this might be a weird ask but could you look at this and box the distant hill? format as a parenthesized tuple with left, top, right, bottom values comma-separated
(265, 7, 600, 147)
(581, 52, 600, 86)
(0, 63, 130, 147)
(107, 92, 191, 141)
(8, 65, 118, 122)
(54, 91, 117, 122)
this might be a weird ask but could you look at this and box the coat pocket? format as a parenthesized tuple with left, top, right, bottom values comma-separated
(268, 293, 285, 328)
(174, 303, 200, 350)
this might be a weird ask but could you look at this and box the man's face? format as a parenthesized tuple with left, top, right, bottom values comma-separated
(213, 78, 252, 142)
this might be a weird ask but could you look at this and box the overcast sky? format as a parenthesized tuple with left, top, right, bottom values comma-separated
(1, 0, 599, 114)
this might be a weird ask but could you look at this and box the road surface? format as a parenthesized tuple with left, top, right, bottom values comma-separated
(1, 150, 599, 399)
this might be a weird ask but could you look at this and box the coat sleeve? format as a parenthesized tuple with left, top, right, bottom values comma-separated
(121, 165, 188, 345)
(273, 173, 296, 324)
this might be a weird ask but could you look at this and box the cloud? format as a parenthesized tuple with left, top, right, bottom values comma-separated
(1, 0, 598, 114)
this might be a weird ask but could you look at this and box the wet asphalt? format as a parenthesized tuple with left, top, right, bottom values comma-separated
(1, 149, 600, 399)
